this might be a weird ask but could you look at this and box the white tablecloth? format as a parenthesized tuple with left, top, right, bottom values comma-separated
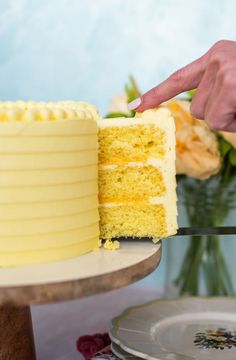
(32, 284, 163, 360)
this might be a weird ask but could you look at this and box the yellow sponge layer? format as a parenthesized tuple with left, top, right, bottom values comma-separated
(99, 204, 167, 240)
(99, 165, 166, 203)
(99, 125, 166, 165)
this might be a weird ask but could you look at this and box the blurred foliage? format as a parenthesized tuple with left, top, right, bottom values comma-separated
(105, 75, 140, 119)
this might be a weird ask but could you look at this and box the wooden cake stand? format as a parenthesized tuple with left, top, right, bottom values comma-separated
(0, 240, 162, 359)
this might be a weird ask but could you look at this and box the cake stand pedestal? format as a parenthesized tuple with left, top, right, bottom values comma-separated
(0, 241, 161, 359)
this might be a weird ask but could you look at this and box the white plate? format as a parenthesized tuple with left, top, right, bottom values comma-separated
(110, 297, 236, 360)
(111, 342, 141, 359)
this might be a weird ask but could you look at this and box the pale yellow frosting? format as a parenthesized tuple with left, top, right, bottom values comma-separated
(0, 101, 100, 267)
(0, 100, 99, 122)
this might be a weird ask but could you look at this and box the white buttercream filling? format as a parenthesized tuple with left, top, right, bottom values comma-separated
(99, 158, 167, 170)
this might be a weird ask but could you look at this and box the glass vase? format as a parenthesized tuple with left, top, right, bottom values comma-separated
(166, 174, 236, 296)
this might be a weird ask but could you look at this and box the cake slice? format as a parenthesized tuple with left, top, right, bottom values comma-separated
(98, 107, 178, 242)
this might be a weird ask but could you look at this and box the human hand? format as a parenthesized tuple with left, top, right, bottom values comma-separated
(128, 40, 236, 132)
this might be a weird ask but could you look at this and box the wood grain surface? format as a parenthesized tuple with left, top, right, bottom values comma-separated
(0, 306, 35, 360)
(0, 244, 162, 306)
(0, 243, 162, 359)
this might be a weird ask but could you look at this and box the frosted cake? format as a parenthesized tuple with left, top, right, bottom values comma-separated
(0, 101, 100, 266)
(0, 101, 177, 267)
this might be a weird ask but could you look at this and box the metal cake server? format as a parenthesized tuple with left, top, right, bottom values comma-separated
(177, 226, 236, 236)
(116, 227, 236, 242)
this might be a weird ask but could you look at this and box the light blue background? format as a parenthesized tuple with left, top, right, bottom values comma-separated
(1, 0, 236, 115)
(0, 0, 235, 290)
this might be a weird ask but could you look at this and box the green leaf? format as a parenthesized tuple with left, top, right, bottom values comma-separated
(124, 75, 141, 104)
(129, 75, 141, 97)
(229, 148, 236, 166)
(130, 109, 135, 118)
(218, 137, 232, 157)
(105, 112, 129, 119)
(187, 89, 197, 100)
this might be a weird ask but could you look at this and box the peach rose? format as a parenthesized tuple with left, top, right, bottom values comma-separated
(220, 131, 236, 149)
(165, 99, 221, 179)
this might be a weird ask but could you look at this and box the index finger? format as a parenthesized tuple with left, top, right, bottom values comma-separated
(129, 55, 208, 112)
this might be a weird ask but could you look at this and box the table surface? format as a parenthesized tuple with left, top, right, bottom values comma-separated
(0, 241, 162, 306)
(32, 284, 164, 360)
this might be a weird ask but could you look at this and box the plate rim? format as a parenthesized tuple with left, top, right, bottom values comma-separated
(109, 296, 236, 360)
(111, 342, 140, 359)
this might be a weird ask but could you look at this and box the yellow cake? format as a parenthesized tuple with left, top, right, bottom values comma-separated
(0, 100, 177, 267)
(98, 108, 178, 241)
(0, 101, 100, 266)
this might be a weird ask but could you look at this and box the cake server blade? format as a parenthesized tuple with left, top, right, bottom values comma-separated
(176, 226, 236, 236)
(116, 227, 236, 243)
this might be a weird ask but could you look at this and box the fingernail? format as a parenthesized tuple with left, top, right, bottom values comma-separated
(128, 97, 141, 110)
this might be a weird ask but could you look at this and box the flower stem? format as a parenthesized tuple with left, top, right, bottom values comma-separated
(174, 176, 235, 296)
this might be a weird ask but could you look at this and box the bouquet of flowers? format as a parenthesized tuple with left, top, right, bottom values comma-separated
(106, 76, 236, 296)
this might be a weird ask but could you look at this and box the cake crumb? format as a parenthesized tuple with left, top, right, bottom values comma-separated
(103, 240, 120, 250)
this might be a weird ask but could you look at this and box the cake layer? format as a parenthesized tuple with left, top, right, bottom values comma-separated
(0, 135, 97, 153)
(0, 208, 99, 237)
(0, 166, 97, 186)
(0, 223, 99, 251)
(0, 180, 97, 204)
(0, 117, 97, 135)
(0, 151, 97, 170)
(99, 164, 166, 203)
(0, 195, 98, 220)
(99, 204, 167, 240)
(0, 236, 99, 267)
(99, 124, 166, 165)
